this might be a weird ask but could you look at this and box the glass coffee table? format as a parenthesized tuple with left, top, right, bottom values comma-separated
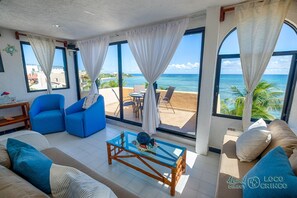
(106, 131, 187, 196)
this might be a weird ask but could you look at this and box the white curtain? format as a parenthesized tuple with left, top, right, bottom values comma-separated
(77, 35, 110, 94)
(235, 0, 291, 130)
(27, 35, 56, 94)
(126, 18, 189, 134)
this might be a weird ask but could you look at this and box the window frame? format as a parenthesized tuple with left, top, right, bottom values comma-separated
(74, 27, 205, 140)
(20, 41, 70, 93)
(213, 22, 297, 122)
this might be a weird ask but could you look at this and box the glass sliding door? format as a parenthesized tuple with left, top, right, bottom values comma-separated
(75, 28, 205, 139)
(157, 29, 204, 137)
(76, 44, 119, 118)
(98, 45, 119, 118)
(121, 43, 147, 123)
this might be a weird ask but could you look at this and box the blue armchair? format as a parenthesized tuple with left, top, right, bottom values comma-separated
(65, 95, 106, 138)
(29, 94, 65, 134)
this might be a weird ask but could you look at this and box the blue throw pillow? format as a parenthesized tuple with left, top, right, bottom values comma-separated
(6, 138, 52, 194)
(243, 146, 297, 198)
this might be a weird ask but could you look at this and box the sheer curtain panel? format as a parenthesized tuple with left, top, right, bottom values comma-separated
(126, 18, 189, 134)
(235, 0, 291, 130)
(27, 35, 56, 94)
(77, 35, 110, 94)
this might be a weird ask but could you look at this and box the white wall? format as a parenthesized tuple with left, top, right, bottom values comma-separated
(208, 1, 297, 149)
(109, 14, 206, 43)
(195, 6, 220, 155)
(0, 28, 77, 131)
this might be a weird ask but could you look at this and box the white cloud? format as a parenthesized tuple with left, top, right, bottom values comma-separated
(221, 56, 291, 74)
(168, 62, 200, 70)
(265, 56, 291, 74)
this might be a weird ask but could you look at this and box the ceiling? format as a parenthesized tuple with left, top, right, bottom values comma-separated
(0, 0, 242, 41)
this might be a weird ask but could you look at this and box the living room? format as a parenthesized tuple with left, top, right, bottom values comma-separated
(1, 0, 297, 198)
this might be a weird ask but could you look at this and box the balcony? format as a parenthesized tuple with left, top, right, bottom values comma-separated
(92, 87, 198, 136)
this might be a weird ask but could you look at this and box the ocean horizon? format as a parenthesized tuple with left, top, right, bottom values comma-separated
(120, 73, 288, 94)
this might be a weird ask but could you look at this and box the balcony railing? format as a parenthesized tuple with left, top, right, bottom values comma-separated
(81, 87, 198, 136)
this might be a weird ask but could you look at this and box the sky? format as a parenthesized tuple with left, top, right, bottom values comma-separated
(25, 23, 297, 75)
(78, 32, 203, 74)
(23, 44, 65, 67)
(219, 23, 297, 75)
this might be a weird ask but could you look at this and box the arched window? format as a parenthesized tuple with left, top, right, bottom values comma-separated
(213, 22, 297, 121)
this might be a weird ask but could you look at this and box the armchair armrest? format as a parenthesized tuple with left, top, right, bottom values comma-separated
(29, 99, 41, 118)
(66, 98, 85, 115)
(59, 95, 65, 110)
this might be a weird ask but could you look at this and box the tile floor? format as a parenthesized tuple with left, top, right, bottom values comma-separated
(45, 124, 219, 198)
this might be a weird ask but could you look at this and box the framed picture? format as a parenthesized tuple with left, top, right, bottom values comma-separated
(0, 53, 4, 72)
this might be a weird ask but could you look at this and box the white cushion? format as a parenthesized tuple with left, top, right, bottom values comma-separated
(50, 164, 117, 198)
(82, 94, 99, 109)
(247, 118, 267, 130)
(236, 118, 271, 162)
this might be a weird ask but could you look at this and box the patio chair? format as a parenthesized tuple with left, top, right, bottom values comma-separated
(161, 86, 175, 113)
(112, 89, 135, 116)
(140, 92, 161, 119)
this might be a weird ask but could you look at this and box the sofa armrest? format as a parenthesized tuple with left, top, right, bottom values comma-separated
(0, 130, 51, 151)
(66, 98, 85, 115)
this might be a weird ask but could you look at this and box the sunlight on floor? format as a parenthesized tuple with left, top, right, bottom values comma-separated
(186, 150, 198, 168)
(45, 124, 219, 198)
(176, 175, 190, 194)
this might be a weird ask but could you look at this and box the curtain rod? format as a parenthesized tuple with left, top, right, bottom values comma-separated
(15, 31, 68, 47)
(220, 0, 264, 22)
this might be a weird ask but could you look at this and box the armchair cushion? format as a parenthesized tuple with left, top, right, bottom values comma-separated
(34, 110, 63, 121)
(82, 94, 99, 109)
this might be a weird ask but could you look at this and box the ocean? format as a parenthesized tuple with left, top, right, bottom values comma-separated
(123, 74, 199, 92)
(122, 74, 288, 98)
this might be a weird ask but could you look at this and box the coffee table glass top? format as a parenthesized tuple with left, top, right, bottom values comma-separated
(106, 131, 186, 167)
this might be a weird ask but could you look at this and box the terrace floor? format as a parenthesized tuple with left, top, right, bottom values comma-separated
(45, 123, 219, 198)
(105, 102, 197, 136)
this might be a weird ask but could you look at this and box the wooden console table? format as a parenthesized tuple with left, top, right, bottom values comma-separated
(0, 101, 30, 129)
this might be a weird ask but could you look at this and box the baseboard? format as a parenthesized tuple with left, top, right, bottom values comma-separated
(209, 146, 221, 154)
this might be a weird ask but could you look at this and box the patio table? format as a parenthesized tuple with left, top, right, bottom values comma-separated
(129, 92, 143, 117)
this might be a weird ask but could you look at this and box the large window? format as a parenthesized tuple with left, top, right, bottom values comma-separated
(214, 23, 297, 121)
(21, 42, 69, 92)
(75, 28, 205, 138)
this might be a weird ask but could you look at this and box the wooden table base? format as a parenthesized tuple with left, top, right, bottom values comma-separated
(106, 143, 186, 196)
